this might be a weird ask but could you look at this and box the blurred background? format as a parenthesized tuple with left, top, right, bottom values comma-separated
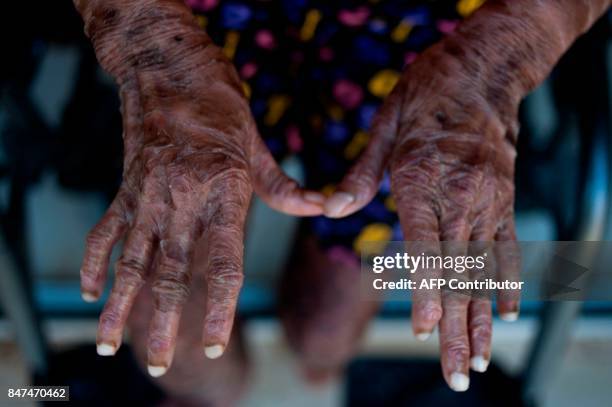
(1, 1, 612, 406)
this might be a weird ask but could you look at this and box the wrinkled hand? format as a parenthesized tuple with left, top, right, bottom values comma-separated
(324, 28, 521, 391)
(325, 0, 611, 391)
(77, 0, 324, 376)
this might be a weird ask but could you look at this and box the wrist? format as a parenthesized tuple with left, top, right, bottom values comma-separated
(75, 0, 221, 86)
(442, 0, 609, 111)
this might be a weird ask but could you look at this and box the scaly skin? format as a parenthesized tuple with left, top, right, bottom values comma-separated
(73, 0, 325, 376)
(324, 0, 611, 391)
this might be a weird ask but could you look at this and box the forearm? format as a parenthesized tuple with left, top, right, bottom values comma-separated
(443, 0, 610, 115)
(73, 0, 234, 89)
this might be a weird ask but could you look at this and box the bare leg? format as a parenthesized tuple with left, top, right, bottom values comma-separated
(279, 235, 379, 383)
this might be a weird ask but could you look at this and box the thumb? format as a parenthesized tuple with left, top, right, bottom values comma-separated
(250, 134, 325, 216)
(323, 88, 402, 218)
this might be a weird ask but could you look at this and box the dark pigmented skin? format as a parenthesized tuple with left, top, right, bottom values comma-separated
(72, 0, 611, 392)
(324, 0, 611, 391)
(73, 0, 325, 376)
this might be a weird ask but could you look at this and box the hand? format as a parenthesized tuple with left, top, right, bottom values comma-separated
(325, 0, 610, 390)
(324, 14, 522, 392)
(76, 0, 324, 376)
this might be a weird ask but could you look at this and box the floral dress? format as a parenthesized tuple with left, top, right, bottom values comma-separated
(187, 0, 486, 256)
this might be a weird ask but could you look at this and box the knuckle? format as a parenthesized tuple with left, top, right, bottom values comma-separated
(347, 159, 378, 191)
(148, 332, 173, 354)
(442, 218, 470, 239)
(85, 225, 112, 249)
(414, 301, 443, 324)
(443, 172, 479, 207)
(80, 265, 99, 281)
(159, 239, 192, 268)
(470, 315, 492, 339)
(267, 171, 298, 200)
(209, 200, 248, 230)
(442, 336, 471, 360)
(115, 257, 146, 287)
(208, 260, 243, 291)
(99, 308, 123, 329)
(152, 273, 191, 307)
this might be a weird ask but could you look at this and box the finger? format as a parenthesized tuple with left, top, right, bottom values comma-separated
(391, 174, 443, 339)
(408, 237, 443, 341)
(81, 189, 129, 302)
(250, 135, 325, 216)
(324, 87, 402, 218)
(96, 217, 155, 356)
(202, 188, 249, 359)
(495, 218, 521, 321)
(439, 215, 472, 391)
(467, 219, 495, 373)
(468, 298, 492, 373)
(439, 289, 471, 391)
(147, 215, 199, 376)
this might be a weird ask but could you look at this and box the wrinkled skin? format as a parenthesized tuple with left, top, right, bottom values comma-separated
(324, 0, 611, 391)
(128, 248, 249, 406)
(75, 0, 324, 375)
(73, 0, 611, 393)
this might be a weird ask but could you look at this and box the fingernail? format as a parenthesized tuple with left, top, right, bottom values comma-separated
(81, 292, 98, 303)
(96, 343, 117, 356)
(500, 311, 519, 322)
(415, 331, 431, 341)
(147, 365, 167, 378)
(324, 192, 355, 218)
(449, 372, 470, 392)
(304, 191, 325, 205)
(470, 356, 489, 373)
(204, 344, 225, 359)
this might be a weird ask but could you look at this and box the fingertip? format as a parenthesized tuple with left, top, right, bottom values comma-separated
(80, 268, 103, 296)
(498, 301, 520, 321)
(147, 365, 168, 378)
(81, 291, 98, 303)
(323, 191, 355, 218)
(204, 344, 225, 359)
(500, 311, 519, 322)
(470, 356, 489, 373)
(415, 331, 431, 341)
(97, 342, 117, 356)
(412, 300, 443, 336)
(449, 372, 470, 392)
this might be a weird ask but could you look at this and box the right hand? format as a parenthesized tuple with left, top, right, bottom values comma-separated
(77, 0, 324, 376)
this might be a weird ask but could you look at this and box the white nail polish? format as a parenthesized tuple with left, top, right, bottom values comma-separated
(147, 365, 167, 378)
(500, 312, 519, 322)
(204, 345, 224, 359)
(415, 332, 431, 341)
(470, 356, 489, 373)
(96, 343, 116, 356)
(449, 372, 470, 392)
(324, 192, 355, 218)
(81, 292, 97, 303)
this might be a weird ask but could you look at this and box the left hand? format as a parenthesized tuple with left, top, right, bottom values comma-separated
(323, 27, 521, 391)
